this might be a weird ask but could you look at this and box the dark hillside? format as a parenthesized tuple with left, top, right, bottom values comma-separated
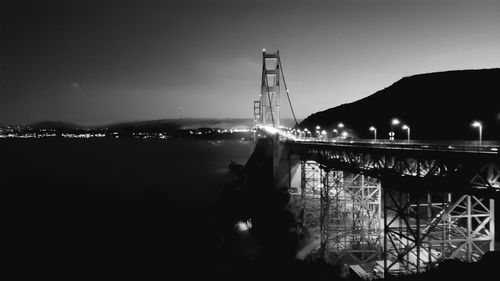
(301, 69, 500, 141)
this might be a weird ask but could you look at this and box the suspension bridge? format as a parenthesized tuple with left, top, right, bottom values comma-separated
(252, 50, 499, 278)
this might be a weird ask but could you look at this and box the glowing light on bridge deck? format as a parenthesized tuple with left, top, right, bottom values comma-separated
(402, 125, 410, 141)
(472, 121, 482, 144)
(369, 126, 377, 140)
(257, 125, 279, 135)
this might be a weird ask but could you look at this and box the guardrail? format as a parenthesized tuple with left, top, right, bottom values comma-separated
(257, 125, 499, 155)
(286, 137, 500, 155)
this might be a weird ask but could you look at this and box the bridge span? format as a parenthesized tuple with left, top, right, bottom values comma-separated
(256, 125, 499, 277)
(252, 50, 498, 277)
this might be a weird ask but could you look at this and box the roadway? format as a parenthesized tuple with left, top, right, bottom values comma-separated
(257, 125, 500, 155)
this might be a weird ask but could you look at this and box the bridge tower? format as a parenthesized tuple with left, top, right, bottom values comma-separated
(255, 50, 281, 127)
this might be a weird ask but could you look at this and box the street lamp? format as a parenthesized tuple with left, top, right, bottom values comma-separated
(472, 121, 482, 144)
(369, 126, 377, 141)
(390, 118, 400, 140)
(402, 125, 410, 142)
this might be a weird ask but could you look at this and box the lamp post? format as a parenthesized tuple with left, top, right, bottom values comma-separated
(402, 125, 410, 142)
(369, 126, 377, 141)
(472, 121, 482, 144)
(333, 129, 338, 138)
(390, 118, 400, 141)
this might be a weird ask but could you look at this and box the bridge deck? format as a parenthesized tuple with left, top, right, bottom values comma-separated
(287, 138, 499, 155)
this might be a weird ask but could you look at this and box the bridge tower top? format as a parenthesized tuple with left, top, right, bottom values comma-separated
(255, 50, 281, 127)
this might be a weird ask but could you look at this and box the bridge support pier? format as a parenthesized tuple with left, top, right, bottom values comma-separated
(383, 189, 495, 276)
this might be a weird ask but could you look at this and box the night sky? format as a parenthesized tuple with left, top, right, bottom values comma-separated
(1, 0, 499, 125)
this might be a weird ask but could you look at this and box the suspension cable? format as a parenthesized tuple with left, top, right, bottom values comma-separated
(277, 51, 299, 128)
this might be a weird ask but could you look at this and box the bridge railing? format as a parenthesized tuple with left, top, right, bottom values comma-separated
(289, 138, 499, 154)
(257, 126, 498, 154)
(294, 140, 500, 154)
(256, 125, 499, 154)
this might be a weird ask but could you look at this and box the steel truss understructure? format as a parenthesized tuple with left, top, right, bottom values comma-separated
(288, 142, 500, 194)
(291, 160, 382, 266)
(383, 190, 495, 275)
(287, 144, 497, 276)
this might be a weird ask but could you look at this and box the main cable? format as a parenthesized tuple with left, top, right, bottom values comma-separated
(278, 51, 299, 128)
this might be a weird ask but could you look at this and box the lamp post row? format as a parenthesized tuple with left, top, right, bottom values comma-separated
(299, 120, 484, 143)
